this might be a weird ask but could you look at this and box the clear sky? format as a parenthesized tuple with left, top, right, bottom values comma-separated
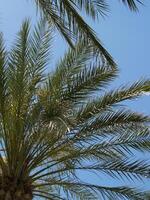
(0, 0, 150, 192)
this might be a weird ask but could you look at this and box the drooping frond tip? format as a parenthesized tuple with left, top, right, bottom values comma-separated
(121, 0, 144, 11)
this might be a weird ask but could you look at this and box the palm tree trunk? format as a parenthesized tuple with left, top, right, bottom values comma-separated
(0, 189, 33, 200)
(0, 174, 33, 200)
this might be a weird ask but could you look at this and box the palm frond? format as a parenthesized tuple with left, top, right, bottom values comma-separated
(76, 79, 150, 122)
(121, 0, 143, 11)
(35, 180, 144, 200)
(71, 0, 109, 18)
(35, 0, 116, 67)
(7, 20, 30, 118)
(29, 18, 52, 87)
(0, 33, 7, 118)
(62, 65, 118, 102)
(80, 107, 149, 128)
(33, 0, 144, 68)
(48, 41, 95, 99)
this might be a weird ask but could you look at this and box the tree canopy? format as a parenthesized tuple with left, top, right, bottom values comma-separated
(0, 20, 150, 199)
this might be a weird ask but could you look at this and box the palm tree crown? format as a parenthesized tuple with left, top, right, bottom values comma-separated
(0, 20, 150, 200)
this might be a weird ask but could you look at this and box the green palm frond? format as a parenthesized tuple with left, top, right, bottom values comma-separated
(71, 0, 143, 18)
(82, 109, 149, 132)
(121, 0, 143, 11)
(34, 181, 144, 200)
(0, 20, 150, 200)
(8, 20, 30, 118)
(71, 0, 109, 19)
(29, 19, 52, 85)
(32, 0, 144, 68)
(76, 79, 150, 122)
(35, 0, 116, 67)
(0, 33, 7, 119)
(95, 128, 150, 154)
(62, 65, 118, 102)
(47, 41, 95, 100)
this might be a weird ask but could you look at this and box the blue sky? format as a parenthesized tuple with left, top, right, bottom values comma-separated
(0, 0, 150, 193)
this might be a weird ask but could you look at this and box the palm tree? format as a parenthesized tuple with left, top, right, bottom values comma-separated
(33, 0, 144, 67)
(0, 20, 150, 200)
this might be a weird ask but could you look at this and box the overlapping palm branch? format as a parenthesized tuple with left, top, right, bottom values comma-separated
(0, 19, 150, 199)
(34, 0, 144, 68)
